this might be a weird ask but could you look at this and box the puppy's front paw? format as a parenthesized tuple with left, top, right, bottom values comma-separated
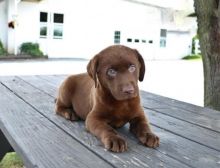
(56, 108, 79, 121)
(64, 111, 79, 121)
(139, 132, 159, 148)
(103, 135, 127, 152)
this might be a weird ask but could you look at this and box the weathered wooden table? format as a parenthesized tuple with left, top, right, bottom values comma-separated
(0, 75, 220, 168)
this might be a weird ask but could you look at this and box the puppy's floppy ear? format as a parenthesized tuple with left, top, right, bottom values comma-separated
(134, 49, 145, 81)
(87, 55, 99, 87)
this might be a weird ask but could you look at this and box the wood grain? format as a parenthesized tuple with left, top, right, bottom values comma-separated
(0, 82, 113, 168)
(1, 75, 220, 168)
(1, 76, 190, 167)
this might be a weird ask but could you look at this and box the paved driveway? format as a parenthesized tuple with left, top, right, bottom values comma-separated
(0, 59, 203, 106)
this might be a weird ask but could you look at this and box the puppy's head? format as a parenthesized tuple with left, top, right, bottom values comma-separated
(87, 45, 145, 101)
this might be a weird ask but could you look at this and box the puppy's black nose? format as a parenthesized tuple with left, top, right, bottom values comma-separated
(122, 85, 134, 94)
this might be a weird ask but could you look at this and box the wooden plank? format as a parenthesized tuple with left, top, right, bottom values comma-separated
(0, 83, 113, 168)
(37, 75, 66, 87)
(0, 76, 191, 168)
(142, 98, 220, 133)
(119, 125, 220, 168)
(17, 78, 220, 167)
(145, 109, 220, 151)
(18, 75, 63, 98)
(140, 91, 220, 118)
(140, 98, 170, 109)
(18, 75, 57, 97)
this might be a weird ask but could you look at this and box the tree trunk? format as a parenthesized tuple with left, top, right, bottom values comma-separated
(194, 0, 220, 111)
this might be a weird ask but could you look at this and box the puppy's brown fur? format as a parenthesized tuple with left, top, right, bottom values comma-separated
(55, 45, 159, 152)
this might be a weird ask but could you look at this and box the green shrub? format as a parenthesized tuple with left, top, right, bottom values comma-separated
(0, 40, 6, 56)
(182, 54, 202, 60)
(20, 42, 43, 57)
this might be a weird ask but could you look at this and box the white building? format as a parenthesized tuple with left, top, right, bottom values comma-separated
(0, 0, 196, 60)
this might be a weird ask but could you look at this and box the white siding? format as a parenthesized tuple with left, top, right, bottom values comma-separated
(157, 31, 192, 59)
(17, 0, 161, 59)
(0, 0, 195, 59)
(0, 1, 7, 49)
(17, 1, 46, 53)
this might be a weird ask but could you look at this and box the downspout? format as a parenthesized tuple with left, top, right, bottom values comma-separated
(13, 0, 20, 55)
(7, 0, 19, 55)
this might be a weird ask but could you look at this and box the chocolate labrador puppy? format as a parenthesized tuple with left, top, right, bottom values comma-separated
(55, 45, 159, 152)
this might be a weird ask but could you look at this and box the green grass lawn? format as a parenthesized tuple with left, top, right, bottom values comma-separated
(0, 152, 23, 168)
(182, 54, 202, 60)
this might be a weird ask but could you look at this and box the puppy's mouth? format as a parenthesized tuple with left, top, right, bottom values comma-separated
(111, 91, 138, 101)
(122, 93, 137, 100)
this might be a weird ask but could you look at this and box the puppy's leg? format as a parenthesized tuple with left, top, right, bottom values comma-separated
(129, 113, 159, 148)
(55, 99, 79, 121)
(86, 113, 127, 153)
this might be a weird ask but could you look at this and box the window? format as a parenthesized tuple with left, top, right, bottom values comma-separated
(114, 31, 120, 44)
(148, 40, 153, 44)
(142, 39, 146, 43)
(53, 13, 64, 39)
(40, 26, 47, 36)
(134, 39, 139, 43)
(160, 29, 167, 38)
(127, 38, 132, 42)
(53, 25, 63, 37)
(160, 39, 166, 47)
(40, 12, 48, 38)
(40, 12, 47, 22)
(160, 29, 167, 47)
(54, 14, 64, 23)
(39, 12, 64, 39)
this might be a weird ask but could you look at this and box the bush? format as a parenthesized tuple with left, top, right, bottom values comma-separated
(0, 40, 6, 56)
(20, 42, 43, 57)
(182, 54, 202, 60)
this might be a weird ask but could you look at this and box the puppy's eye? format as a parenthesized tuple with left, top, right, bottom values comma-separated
(128, 65, 136, 73)
(107, 68, 117, 77)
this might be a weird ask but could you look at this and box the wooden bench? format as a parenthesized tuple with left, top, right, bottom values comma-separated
(0, 75, 220, 168)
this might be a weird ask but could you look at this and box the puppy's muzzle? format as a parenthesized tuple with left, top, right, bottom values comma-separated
(122, 84, 135, 94)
